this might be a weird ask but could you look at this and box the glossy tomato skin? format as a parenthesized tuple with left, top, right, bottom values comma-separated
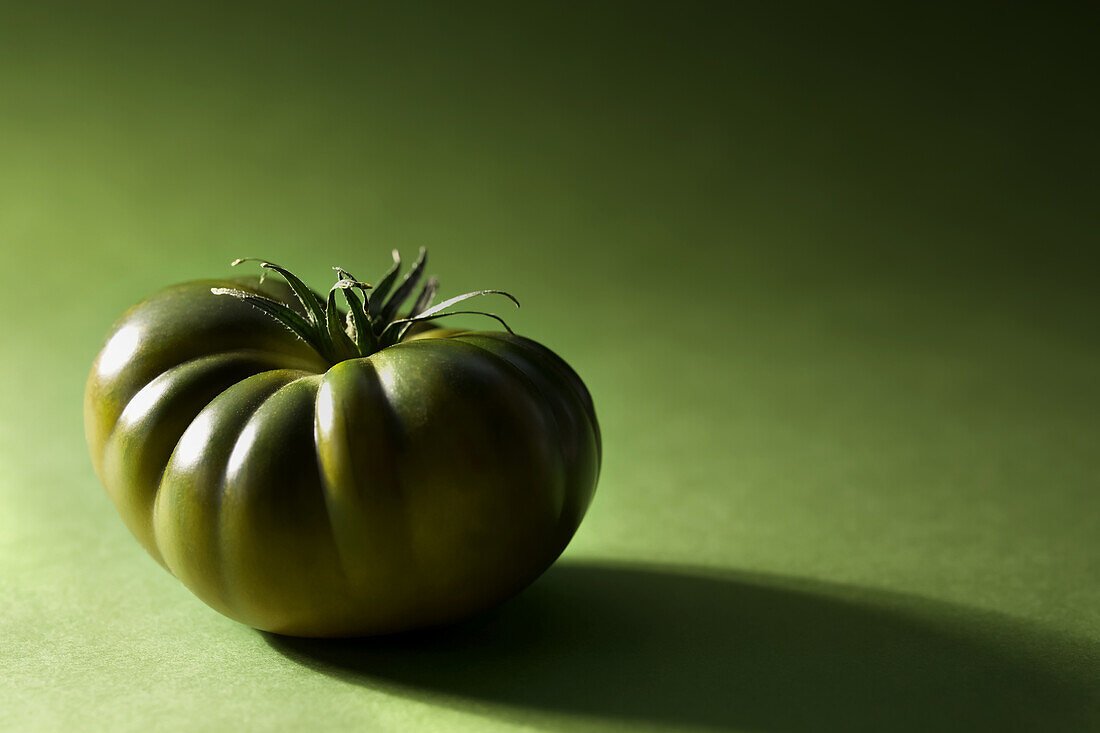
(85, 279, 600, 637)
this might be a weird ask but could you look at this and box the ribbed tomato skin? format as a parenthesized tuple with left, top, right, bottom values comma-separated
(85, 279, 600, 637)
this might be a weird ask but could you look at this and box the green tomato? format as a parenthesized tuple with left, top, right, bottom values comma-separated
(84, 256, 600, 637)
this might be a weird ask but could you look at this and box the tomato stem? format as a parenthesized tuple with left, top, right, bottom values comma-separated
(212, 249, 519, 365)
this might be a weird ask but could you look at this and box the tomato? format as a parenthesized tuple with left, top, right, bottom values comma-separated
(84, 251, 600, 637)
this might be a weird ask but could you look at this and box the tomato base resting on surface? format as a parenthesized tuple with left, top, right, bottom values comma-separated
(84, 254, 600, 637)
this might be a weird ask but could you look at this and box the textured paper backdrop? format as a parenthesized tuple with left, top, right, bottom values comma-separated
(2, 2, 1097, 731)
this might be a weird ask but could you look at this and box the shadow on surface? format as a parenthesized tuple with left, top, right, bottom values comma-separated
(265, 562, 1098, 732)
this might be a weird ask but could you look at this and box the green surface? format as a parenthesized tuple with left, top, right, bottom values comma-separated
(2, 2, 1098, 731)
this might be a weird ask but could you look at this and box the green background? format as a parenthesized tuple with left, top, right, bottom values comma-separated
(2, 2, 1098, 731)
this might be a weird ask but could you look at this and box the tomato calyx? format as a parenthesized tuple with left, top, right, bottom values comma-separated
(211, 248, 520, 365)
